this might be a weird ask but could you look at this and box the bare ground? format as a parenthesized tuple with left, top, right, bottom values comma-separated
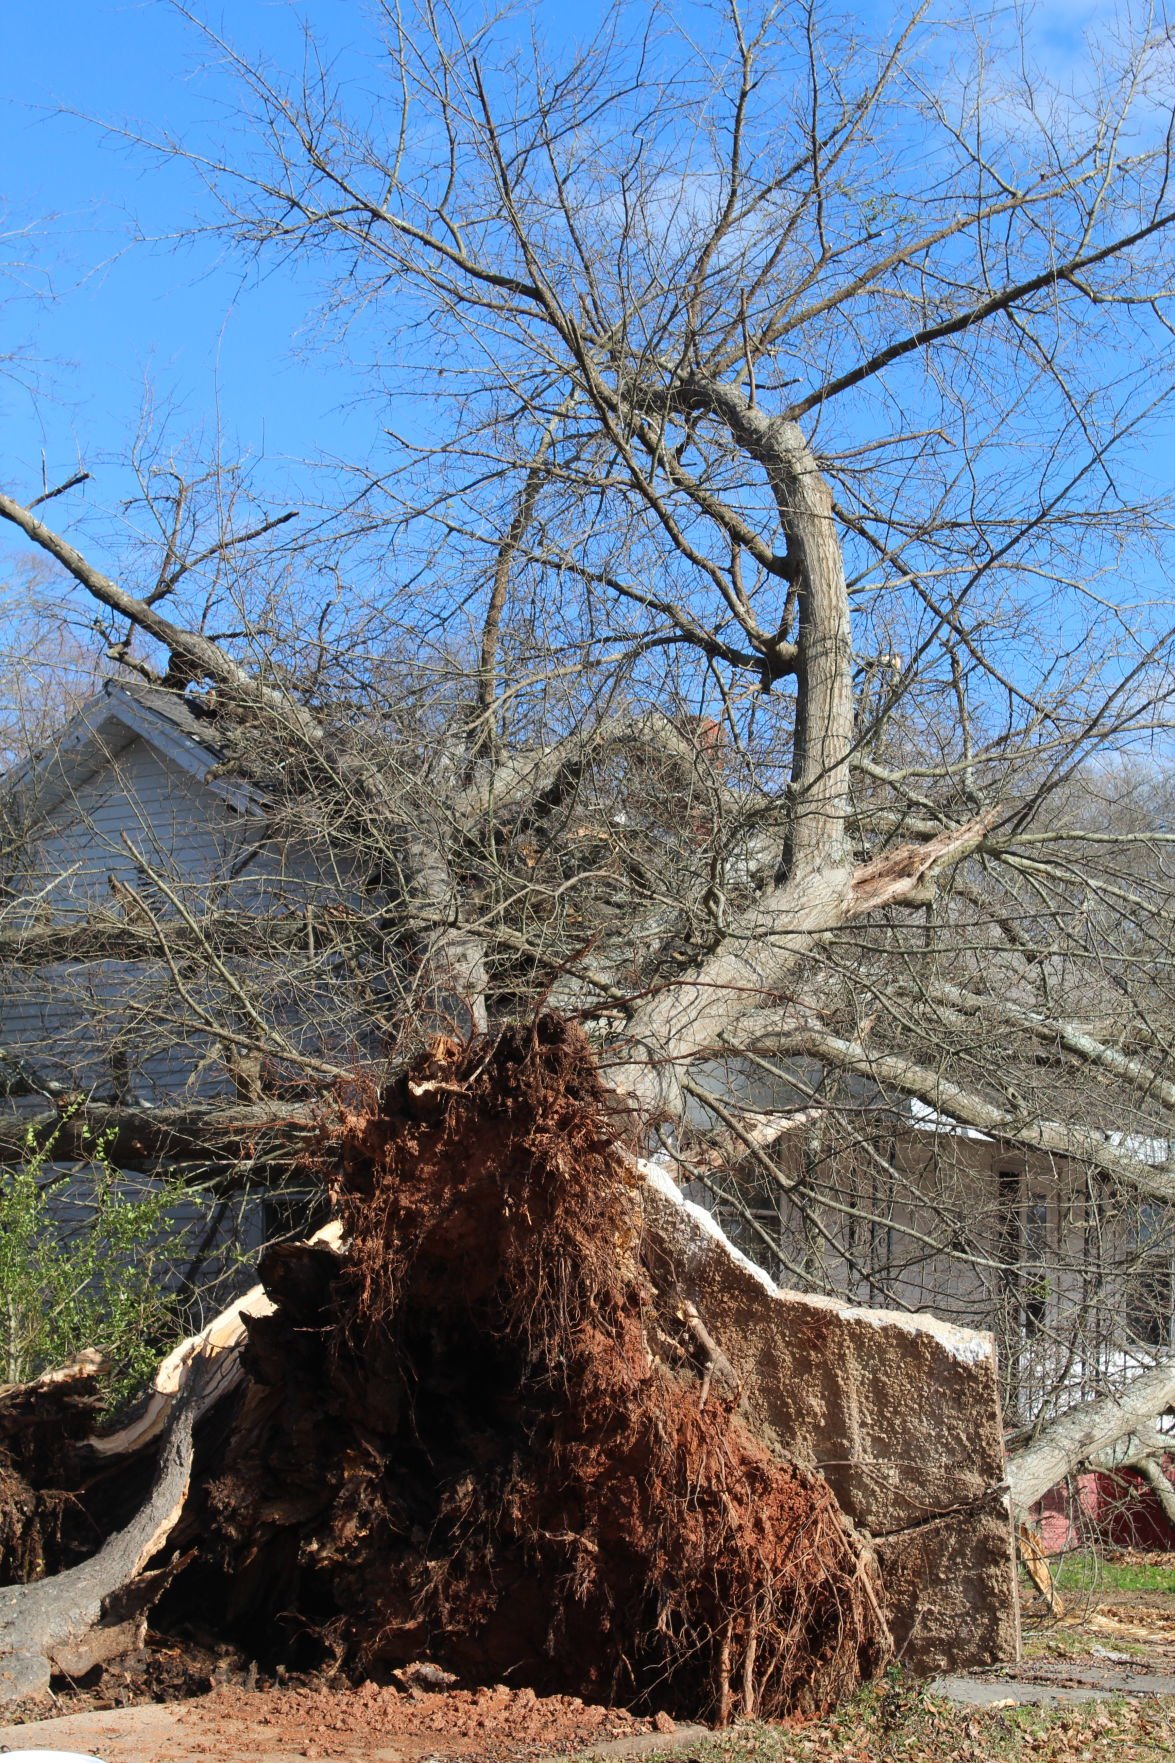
(2, 1672, 1173, 1763)
(4, 1567, 1175, 1763)
(0, 1677, 687, 1763)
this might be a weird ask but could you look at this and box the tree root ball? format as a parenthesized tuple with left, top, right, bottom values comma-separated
(199, 1016, 891, 1721)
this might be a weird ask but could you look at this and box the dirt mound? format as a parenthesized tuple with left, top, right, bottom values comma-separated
(189, 1017, 889, 1722)
(183, 1680, 659, 1760)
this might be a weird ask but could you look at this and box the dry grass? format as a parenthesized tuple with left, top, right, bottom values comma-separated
(586, 1677, 1175, 1763)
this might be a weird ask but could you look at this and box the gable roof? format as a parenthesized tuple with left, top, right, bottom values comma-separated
(2, 680, 267, 823)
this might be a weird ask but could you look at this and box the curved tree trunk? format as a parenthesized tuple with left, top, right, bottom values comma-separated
(0, 1364, 208, 1703)
(1007, 1358, 1175, 1516)
(606, 406, 854, 1116)
(605, 397, 988, 1117)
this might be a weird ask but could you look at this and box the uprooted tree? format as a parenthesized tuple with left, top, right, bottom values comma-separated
(3, 0, 1175, 1666)
(2, 1023, 898, 1712)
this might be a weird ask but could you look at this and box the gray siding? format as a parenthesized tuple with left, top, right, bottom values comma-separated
(1, 726, 374, 1105)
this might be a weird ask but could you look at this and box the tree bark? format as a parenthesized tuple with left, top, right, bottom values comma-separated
(1139, 1454, 1175, 1528)
(602, 394, 992, 1118)
(928, 983, 1175, 1114)
(0, 1097, 316, 1174)
(1088, 1429, 1175, 1526)
(603, 407, 850, 1114)
(1007, 1358, 1175, 1516)
(0, 1231, 350, 1706)
(608, 822, 988, 1117)
(0, 1362, 208, 1703)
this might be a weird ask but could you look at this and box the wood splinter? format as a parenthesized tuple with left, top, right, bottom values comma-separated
(680, 1299, 741, 1409)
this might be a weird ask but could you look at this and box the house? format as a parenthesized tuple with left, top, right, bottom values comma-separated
(0, 678, 368, 1109)
(684, 1059, 1175, 1441)
(0, 679, 370, 1305)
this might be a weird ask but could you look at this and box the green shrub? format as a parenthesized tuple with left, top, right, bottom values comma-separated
(0, 1114, 193, 1406)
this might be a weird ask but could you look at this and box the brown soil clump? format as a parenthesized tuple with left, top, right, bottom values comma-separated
(191, 1017, 889, 1722)
(183, 1680, 655, 1760)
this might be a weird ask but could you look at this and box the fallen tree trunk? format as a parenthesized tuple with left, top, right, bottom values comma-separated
(0, 1226, 348, 1699)
(0, 1361, 210, 1703)
(0, 1098, 317, 1174)
(1138, 1455, 1175, 1529)
(1087, 1430, 1175, 1530)
(1007, 1358, 1175, 1516)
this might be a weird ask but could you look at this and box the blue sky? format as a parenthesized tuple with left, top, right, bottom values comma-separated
(2, 0, 1117, 521)
(2, 0, 1162, 764)
(4, 0, 678, 526)
(1, 2, 379, 519)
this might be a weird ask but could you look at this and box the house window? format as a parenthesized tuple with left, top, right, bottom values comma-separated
(997, 1168, 1050, 1338)
(1023, 1198, 1050, 1336)
(1130, 1201, 1174, 1348)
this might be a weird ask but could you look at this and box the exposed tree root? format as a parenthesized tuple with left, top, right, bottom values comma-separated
(0, 1021, 890, 1718)
(0, 1351, 111, 1586)
(0, 1362, 207, 1703)
(193, 1018, 890, 1720)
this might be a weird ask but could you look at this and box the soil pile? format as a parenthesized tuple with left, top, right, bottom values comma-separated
(182, 1679, 659, 1760)
(190, 1017, 889, 1721)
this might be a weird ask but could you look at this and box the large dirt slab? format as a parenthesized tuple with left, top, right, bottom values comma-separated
(641, 1162, 1020, 1672)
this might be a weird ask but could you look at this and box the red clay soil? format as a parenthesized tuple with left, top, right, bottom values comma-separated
(181, 1680, 668, 1760)
(182, 1018, 888, 1724)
